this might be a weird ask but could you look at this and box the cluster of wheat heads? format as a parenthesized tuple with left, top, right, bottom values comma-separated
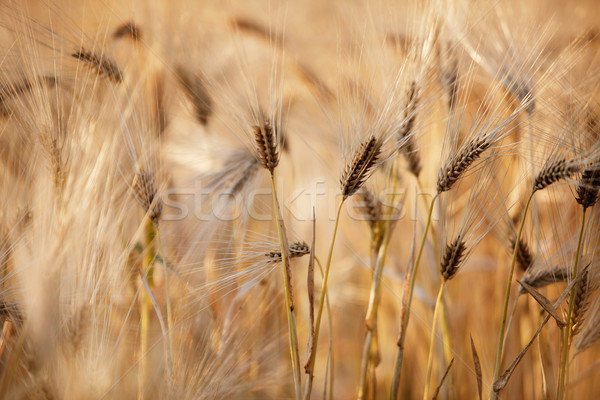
(1, 0, 600, 399)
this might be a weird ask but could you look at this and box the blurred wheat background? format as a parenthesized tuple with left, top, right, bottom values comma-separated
(1, 0, 600, 399)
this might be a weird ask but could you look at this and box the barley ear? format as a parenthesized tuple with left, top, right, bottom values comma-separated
(533, 159, 578, 192)
(72, 48, 123, 82)
(341, 136, 382, 199)
(254, 119, 279, 174)
(437, 136, 491, 193)
(440, 237, 466, 281)
(132, 169, 162, 226)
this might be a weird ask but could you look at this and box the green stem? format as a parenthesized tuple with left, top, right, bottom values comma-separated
(491, 190, 535, 399)
(557, 208, 587, 399)
(390, 191, 439, 400)
(423, 282, 446, 400)
(304, 199, 345, 400)
(271, 175, 303, 400)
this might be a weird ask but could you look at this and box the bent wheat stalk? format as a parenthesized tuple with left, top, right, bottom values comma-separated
(390, 191, 439, 399)
(358, 161, 401, 399)
(490, 190, 534, 399)
(271, 175, 303, 400)
(492, 159, 577, 399)
(305, 135, 381, 400)
(253, 114, 302, 398)
(557, 209, 587, 399)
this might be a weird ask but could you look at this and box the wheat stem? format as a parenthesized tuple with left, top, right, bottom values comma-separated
(156, 234, 174, 378)
(502, 294, 521, 353)
(270, 175, 302, 400)
(358, 222, 392, 399)
(491, 190, 535, 399)
(138, 217, 155, 400)
(557, 208, 587, 400)
(314, 257, 334, 400)
(423, 282, 446, 400)
(390, 191, 439, 399)
(416, 178, 452, 389)
(304, 200, 344, 400)
(358, 162, 399, 399)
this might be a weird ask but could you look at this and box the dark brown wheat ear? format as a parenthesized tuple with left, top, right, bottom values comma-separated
(113, 22, 142, 41)
(576, 165, 600, 209)
(132, 169, 162, 226)
(341, 136, 382, 199)
(571, 266, 593, 336)
(254, 118, 279, 174)
(176, 66, 213, 126)
(266, 242, 310, 263)
(576, 110, 600, 208)
(356, 187, 382, 233)
(0, 79, 33, 116)
(72, 48, 123, 82)
(228, 157, 260, 196)
(440, 236, 467, 281)
(0, 76, 57, 116)
(512, 238, 534, 272)
(437, 135, 492, 193)
(519, 265, 570, 294)
(397, 81, 422, 177)
(533, 158, 578, 192)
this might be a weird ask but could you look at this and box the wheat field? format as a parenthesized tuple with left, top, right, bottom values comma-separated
(1, 0, 600, 399)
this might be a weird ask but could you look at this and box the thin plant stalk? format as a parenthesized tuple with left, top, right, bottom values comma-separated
(139, 216, 155, 400)
(491, 190, 535, 399)
(502, 294, 521, 352)
(358, 224, 393, 399)
(414, 179, 441, 269)
(315, 257, 334, 400)
(390, 191, 439, 399)
(557, 209, 587, 399)
(423, 282, 446, 400)
(271, 175, 303, 400)
(157, 235, 174, 372)
(0, 319, 28, 397)
(416, 178, 453, 396)
(358, 162, 400, 399)
(304, 200, 345, 400)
